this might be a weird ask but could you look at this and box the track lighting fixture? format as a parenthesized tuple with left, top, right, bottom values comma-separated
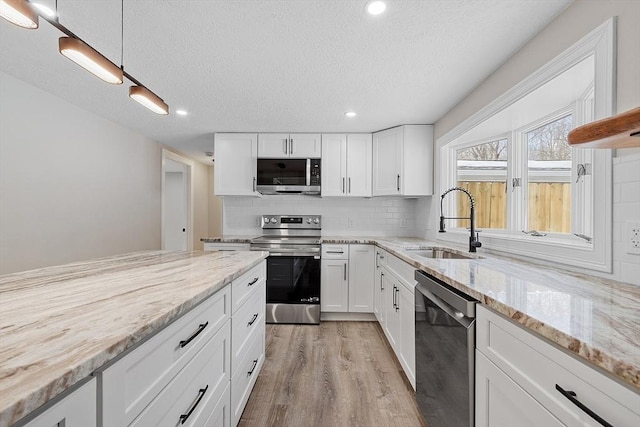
(0, 0, 38, 29)
(59, 37, 124, 84)
(130, 85, 169, 115)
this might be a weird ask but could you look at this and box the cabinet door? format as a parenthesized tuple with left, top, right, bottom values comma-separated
(346, 134, 372, 197)
(214, 134, 257, 196)
(321, 260, 348, 312)
(321, 134, 347, 196)
(257, 133, 290, 158)
(25, 378, 96, 427)
(383, 273, 399, 349)
(401, 125, 433, 196)
(373, 127, 402, 196)
(290, 133, 321, 158)
(398, 284, 415, 389)
(348, 244, 374, 312)
(476, 351, 563, 427)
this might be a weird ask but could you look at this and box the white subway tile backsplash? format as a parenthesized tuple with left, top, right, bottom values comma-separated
(223, 195, 418, 236)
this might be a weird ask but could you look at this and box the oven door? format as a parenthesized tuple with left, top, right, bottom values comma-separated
(265, 254, 321, 324)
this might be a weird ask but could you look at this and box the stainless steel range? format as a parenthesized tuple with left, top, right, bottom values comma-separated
(250, 215, 321, 324)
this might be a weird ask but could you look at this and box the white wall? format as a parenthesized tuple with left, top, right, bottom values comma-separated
(429, 0, 640, 284)
(0, 72, 162, 274)
(222, 196, 419, 237)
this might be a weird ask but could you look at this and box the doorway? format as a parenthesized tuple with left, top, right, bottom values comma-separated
(162, 150, 193, 250)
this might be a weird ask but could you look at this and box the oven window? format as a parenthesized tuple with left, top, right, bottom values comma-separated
(257, 159, 307, 186)
(266, 256, 320, 303)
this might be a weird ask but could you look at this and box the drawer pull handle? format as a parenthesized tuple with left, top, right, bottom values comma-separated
(179, 322, 208, 348)
(248, 313, 259, 326)
(555, 384, 613, 427)
(248, 277, 259, 286)
(179, 385, 208, 424)
(248, 359, 258, 376)
(326, 251, 344, 254)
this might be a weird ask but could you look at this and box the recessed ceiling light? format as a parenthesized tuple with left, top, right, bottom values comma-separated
(176, 109, 188, 116)
(345, 111, 357, 118)
(31, 2, 56, 18)
(366, 0, 386, 15)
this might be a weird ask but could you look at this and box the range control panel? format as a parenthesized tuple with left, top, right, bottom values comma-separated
(260, 215, 321, 229)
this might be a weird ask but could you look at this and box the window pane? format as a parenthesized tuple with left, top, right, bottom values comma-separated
(527, 115, 572, 233)
(456, 139, 508, 229)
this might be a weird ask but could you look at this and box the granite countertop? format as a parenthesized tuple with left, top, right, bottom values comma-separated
(0, 250, 268, 426)
(203, 235, 640, 389)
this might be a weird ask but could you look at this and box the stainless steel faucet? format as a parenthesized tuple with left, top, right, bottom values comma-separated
(439, 187, 482, 253)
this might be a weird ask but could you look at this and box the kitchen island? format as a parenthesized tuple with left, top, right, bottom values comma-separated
(0, 250, 267, 426)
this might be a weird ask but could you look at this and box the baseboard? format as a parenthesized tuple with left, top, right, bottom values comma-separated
(320, 312, 377, 321)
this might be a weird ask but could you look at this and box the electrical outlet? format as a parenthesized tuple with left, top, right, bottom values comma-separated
(400, 218, 406, 228)
(627, 222, 640, 255)
(347, 218, 353, 228)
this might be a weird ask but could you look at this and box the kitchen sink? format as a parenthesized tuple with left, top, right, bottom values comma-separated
(404, 248, 473, 259)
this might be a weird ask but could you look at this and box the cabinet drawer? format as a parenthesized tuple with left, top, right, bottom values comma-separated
(322, 244, 348, 259)
(99, 286, 230, 427)
(232, 282, 265, 373)
(232, 261, 265, 314)
(201, 382, 231, 427)
(23, 378, 96, 427)
(204, 243, 250, 251)
(386, 252, 415, 290)
(130, 321, 231, 427)
(231, 329, 265, 426)
(477, 306, 640, 427)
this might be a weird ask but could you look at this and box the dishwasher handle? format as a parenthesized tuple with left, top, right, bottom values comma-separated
(416, 283, 474, 329)
(415, 270, 476, 317)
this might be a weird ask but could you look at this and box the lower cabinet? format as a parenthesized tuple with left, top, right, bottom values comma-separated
(321, 244, 374, 313)
(476, 305, 640, 427)
(96, 260, 266, 427)
(22, 378, 96, 427)
(380, 263, 415, 389)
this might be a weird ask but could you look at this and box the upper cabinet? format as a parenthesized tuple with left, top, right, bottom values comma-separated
(214, 133, 258, 196)
(321, 133, 372, 197)
(372, 125, 433, 196)
(258, 133, 321, 158)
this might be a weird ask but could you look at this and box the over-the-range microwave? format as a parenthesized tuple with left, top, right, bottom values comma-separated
(256, 158, 321, 195)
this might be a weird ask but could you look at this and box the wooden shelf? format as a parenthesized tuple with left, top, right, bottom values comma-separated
(568, 107, 640, 149)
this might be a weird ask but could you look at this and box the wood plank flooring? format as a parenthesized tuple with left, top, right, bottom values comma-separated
(239, 321, 427, 427)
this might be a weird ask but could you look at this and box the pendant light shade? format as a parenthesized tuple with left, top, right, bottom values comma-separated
(59, 37, 123, 84)
(129, 85, 169, 115)
(0, 0, 38, 29)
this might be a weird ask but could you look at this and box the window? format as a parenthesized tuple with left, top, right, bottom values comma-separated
(437, 19, 615, 273)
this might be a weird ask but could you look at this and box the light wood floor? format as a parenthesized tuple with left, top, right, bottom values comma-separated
(238, 321, 428, 427)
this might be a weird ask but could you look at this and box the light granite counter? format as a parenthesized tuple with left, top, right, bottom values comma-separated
(323, 236, 640, 390)
(0, 250, 268, 426)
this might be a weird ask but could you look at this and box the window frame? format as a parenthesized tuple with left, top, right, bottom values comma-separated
(436, 18, 615, 273)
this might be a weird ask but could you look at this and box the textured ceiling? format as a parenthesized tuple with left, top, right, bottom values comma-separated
(0, 0, 572, 164)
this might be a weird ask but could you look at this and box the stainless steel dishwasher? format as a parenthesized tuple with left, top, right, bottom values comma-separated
(415, 270, 478, 427)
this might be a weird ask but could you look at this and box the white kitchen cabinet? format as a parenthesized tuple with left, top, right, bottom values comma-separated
(377, 250, 416, 389)
(321, 244, 374, 313)
(476, 305, 640, 427)
(23, 378, 96, 427)
(372, 125, 433, 196)
(203, 242, 251, 252)
(99, 286, 231, 427)
(321, 244, 349, 312)
(373, 249, 387, 323)
(214, 133, 258, 196)
(476, 351, 563, 427)
(321, 133, 372, 197)
(258, 133, 321, 158)
(348, 244, 375, 312)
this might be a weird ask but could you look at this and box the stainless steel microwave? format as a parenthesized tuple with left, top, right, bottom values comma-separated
(256, 158, 321, 195)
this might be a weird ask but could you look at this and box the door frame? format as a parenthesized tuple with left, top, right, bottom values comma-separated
(161, 149, 194, 250)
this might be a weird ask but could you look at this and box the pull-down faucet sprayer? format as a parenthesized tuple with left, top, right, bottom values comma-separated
(439, 187, 482, 253)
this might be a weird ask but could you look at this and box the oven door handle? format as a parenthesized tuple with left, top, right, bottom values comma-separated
(268, 252, 321, 257)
